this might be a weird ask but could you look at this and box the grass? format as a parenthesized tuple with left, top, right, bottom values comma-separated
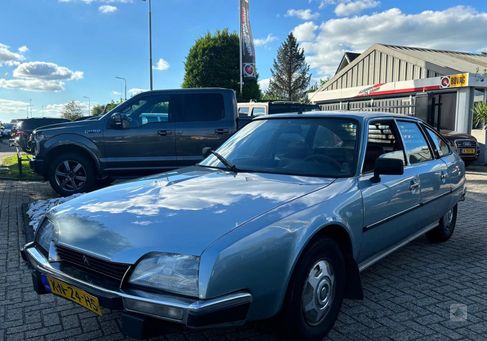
(0, 153, 43, 181)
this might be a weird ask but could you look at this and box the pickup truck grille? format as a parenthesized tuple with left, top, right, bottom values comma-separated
(56, 245, 130, 282)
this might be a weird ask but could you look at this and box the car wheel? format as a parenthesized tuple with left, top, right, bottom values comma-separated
(48, 153, 96, 196)
(280, 237, 346, 341)
(426, 205, 457, 242)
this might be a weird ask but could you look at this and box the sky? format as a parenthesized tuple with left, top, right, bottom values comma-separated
(1, 0, 487, 122)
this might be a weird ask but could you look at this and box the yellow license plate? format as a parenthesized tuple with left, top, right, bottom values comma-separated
(47, 277, 102, 315)
(462, 148, 476, 154)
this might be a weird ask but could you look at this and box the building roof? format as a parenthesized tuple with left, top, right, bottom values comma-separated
(314, 43, 487, 94)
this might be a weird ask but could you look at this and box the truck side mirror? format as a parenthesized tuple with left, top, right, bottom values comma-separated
(202, 147, 212, 158)
(371, 158, 404, 183)
(111, 113, 123, 129)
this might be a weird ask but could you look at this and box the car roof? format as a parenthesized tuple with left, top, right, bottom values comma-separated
(253, 111, 421, 122)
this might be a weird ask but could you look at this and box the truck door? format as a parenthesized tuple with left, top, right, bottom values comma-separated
(172, 93, 234, 167)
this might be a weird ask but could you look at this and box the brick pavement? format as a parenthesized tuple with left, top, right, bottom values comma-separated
(1, 172, 486, 340)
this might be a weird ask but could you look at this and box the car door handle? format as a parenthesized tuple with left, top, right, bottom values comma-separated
(215, 128, 229, 135)
(157, 130, 171, 136)
(409, 180, 420, 191)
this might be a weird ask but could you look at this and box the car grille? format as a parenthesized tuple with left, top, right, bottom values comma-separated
(56, 245, 131, 282)
(455, 140, 476, 148)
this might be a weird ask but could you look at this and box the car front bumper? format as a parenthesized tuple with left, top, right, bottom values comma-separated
(21, 242, 252, 338)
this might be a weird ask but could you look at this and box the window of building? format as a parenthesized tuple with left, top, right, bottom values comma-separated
(397, 121, 433, 164)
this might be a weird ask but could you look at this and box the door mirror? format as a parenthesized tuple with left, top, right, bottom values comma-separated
(202, 147, 212, 158)
(371, 158, 404, 183)
(111, 113, 124, 129)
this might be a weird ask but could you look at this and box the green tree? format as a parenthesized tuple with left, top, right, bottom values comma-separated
(268, 33, 312, 102)
(91, 101, 121, 116)
(61, 101, 84, 121)
(473, 102, 487, 129)
(183, 29, 261, 101)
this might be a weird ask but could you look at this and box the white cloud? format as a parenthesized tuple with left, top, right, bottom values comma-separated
(128, 88, 147, 96)
(258, 78, 271, 92)
(98, 5, 117, 13)
(0, 62, 83, 92)
(335, 0, 380, 17)
(297, 6, 487, 78)
(286, 9, 320, 20)
(13, 62, 83, 81)
(292, 22, 318, 42)
(153, 58, 170, 71)
(0, 99, 29, 118)
(0, 43, 26, 66)
(112, 90, 121, 96)
(254, 34, 277, 47)
(18, 46, 29, 53)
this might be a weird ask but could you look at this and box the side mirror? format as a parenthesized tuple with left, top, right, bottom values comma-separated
(371, 158, 404, 183)
(111, 113, 123, 129)
(202, 147, 212, 158)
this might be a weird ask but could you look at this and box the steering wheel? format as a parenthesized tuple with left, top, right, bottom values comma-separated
(304, 154, 342, 171)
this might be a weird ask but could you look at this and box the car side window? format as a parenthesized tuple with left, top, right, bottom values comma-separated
(119, 95, 171, 128)
(424, 126, 450, 157)
(238, 106, 250, 117)
(397, 121, 433, 164)
(173, 93, 225, 122)
(362, 120, 406, 173)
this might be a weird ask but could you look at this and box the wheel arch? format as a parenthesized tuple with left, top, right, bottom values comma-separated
(44, 143, 101, 177)
(286, 223, 363, 303)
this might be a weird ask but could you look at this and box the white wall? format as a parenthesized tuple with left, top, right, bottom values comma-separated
(471, 129, 486, 165)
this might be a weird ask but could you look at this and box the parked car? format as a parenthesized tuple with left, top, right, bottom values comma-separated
(441, 131, 480, 166)
(14, 118, 70, 153)
(238, 101, 320, 117)
(1, 123, 14, 138)
(22, 112, 466, 340)
(30, 88, 241, 196)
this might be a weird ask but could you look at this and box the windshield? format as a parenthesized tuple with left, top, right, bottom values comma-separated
(200, 117, 359, 178)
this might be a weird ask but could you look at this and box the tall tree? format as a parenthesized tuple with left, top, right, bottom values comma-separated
(268, 33, 312, 102)
(61, 101, 83, 121)
(182, 29, 261, 101)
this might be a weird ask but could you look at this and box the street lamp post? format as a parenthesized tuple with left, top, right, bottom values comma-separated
(83, 96, 91, 116)
(115, 76, 127, 100)
(142, 0, 153, 90)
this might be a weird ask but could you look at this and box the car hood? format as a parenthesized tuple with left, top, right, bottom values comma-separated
(49, 167, 335, 263)
(36, 119, 102, 135)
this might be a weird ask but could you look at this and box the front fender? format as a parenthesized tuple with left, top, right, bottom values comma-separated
(42, 134, 102, 169)
(199, 178, 363, 321)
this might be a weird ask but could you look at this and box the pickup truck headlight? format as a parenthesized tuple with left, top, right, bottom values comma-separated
(129, 254, 199, 297)
(35, 219, 57, 253)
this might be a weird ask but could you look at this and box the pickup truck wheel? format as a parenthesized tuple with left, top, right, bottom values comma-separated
(280, 237, 345, 341)
(48, 153, 95, 196)
(426, 205, 457, 242)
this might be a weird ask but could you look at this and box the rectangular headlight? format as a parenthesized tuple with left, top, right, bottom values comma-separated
(129, 254, 199, 297)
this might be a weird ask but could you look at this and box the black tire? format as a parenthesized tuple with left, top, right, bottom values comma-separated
(280, 237, 346, 341)
(426, 205, 457, 242)
(48, 152, 96, 196)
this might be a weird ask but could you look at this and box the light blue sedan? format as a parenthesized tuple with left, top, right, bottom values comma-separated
(22, 112, 466, 340)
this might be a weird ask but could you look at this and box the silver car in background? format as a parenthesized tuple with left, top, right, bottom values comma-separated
(22, 112, 466, 340)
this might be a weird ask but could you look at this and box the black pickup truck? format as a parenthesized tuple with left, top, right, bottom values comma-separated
(30, 88, 241, 195)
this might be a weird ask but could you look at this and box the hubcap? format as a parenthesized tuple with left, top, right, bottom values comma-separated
(302, 260, 335, 326)
(443, 208, 454, 230)
(54, 160, 87, 192)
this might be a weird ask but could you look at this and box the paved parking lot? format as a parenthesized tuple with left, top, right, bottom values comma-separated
(1, 172, 487, 340)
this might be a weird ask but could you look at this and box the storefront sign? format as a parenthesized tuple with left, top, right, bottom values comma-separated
(440, 73, 469, 88)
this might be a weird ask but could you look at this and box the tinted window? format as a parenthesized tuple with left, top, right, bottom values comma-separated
(424, 126, 450, 157)
(200, 118, 359, 178)
(363, 121, 405, 173)
(174, 93, 225, 122)
(397, 121, 433, 164)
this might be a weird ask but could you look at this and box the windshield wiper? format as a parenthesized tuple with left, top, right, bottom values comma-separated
(210, 150, 238, 172)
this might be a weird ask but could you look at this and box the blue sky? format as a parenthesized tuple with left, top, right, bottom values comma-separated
(1, 0, 487, 122)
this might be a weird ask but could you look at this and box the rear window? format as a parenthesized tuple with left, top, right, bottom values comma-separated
(173, 93, 225, 122)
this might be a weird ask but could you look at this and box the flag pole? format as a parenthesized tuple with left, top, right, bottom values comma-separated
(239, 0, 244, 96)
